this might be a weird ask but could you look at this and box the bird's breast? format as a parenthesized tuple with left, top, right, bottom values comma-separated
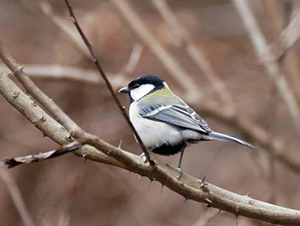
(129, 102, 183, 150)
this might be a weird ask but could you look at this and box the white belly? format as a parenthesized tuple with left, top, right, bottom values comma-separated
(129, 102, 182, 149)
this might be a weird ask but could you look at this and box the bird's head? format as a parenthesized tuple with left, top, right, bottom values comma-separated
(118, 74, 167, 102)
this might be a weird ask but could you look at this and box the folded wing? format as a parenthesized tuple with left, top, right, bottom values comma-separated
(139, 104, 211, 134)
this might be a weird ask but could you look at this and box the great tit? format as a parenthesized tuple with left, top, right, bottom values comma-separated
(119, 74, 254, 175)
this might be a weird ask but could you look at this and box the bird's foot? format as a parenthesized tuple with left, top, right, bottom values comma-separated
(175, 167, 183, 179)
(140, 153, 147, 163)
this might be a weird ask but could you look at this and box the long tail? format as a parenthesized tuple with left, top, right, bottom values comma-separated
(206, 131, 256, 148)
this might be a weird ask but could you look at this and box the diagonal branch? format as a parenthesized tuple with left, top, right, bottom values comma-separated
(268, 3, 300, 60)
(0, 40, 81, 133)
(261, 0, 300, 104)
(0, 169, 36, 226)
(38, 0, 90, 57)
(232, 0, 300, 128)
(64, 0, 153, 164)
(1, 70, 300, 225)
(110, 0, 204, 101)
(151, 0, 235, 112)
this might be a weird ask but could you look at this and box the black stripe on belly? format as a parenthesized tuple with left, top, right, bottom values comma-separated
(151, 142, 186, 156)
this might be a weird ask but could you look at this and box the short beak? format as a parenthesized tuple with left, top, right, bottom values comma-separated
(118, 87, 129, 93)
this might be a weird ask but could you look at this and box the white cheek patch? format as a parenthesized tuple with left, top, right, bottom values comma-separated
(130, 84, 155, 101)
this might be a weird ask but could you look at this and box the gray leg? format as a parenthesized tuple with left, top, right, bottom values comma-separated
(176, 144, 186, 179)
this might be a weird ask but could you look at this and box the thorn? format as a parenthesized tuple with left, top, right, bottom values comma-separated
(12, 91, 20, 98)
(40, 115, 46, 122)
(137, 175, 141, 180)
(200, 176, 209, 193)
(31, 100, 37, 107)
(262, 221, 267, 225)
(218, 209, 222, 214)
(118, 140, 123, 149)
(236, 216, 239, 226)
(183, 197, 188, 205)
(205, 198, 212, 204)
(245, 192, 250, 197)
(19, 66, 25, 71)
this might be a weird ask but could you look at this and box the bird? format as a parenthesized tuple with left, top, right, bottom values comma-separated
(118, 74, 255, 176)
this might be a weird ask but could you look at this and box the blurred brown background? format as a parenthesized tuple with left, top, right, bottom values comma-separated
(1, 0, 300, 225)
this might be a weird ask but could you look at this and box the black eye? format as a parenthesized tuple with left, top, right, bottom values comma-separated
(133, 83, 140, 89)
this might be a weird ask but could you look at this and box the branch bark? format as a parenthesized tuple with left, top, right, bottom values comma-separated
(0, 40, 81, 133)
(1, 70, 300, 225)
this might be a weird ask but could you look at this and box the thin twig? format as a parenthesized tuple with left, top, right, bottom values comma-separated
(0, 169, 36, 226)
(262, 0, 300, 103)
(119, 42, 144, 76)
(64, 0, 153, 164)
(268, 3, 300, 60)
(232, 0, 300, 128)
(1, 142, 82, 168)
(0, 64, 127, 87)
(38, 0, 90, 57)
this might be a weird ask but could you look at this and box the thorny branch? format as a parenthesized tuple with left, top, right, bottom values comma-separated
(0, 70, 300, 225)
(64, 0, 153, 164)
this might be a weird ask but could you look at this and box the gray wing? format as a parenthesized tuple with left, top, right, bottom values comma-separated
(139, 104, 211, 133)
